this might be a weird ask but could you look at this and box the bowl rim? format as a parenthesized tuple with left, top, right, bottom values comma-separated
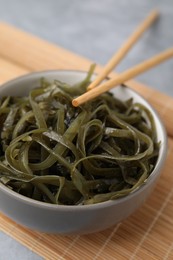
(0, 70, 168, 211)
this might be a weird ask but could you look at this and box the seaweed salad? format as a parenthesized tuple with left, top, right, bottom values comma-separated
(0, 67, 159, 205)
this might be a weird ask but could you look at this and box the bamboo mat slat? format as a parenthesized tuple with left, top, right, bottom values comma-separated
(0, 22, 173, 260)
(0, 57, 28, 84)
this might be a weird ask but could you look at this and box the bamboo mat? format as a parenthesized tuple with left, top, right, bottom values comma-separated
(0, 23, 173, 260)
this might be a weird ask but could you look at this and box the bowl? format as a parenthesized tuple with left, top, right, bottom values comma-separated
(0, 70, 167, 235)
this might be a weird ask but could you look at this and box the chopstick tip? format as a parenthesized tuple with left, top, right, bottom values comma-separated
(151, 9, 160, 19)
(72, 99, 79, 107)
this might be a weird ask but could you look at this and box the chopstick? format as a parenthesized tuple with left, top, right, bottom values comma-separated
(87, 9, 159, 91)
(72, 48, 173, 107)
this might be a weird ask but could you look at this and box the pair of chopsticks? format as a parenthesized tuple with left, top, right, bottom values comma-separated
(72, 10, 173, 107)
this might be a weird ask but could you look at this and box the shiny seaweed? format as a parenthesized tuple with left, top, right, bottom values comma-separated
(0, 68, 159, 205)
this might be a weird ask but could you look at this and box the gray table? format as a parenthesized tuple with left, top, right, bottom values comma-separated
(0, 0, 173, 259)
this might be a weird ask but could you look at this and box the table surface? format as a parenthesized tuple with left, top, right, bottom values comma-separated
(0, 1, 173, 259)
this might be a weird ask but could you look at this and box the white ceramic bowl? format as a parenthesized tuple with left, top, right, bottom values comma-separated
(0, 71, 167, 234)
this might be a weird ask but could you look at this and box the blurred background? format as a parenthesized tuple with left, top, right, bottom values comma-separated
(0, 1, 173, 259)
(0, 0, 173, 95)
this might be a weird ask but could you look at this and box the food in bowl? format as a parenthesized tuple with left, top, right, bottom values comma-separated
(0, 68, 160, 205)
(0, 70, 167, 234)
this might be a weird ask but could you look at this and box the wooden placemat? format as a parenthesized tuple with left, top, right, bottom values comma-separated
(0, 23, 173, 260)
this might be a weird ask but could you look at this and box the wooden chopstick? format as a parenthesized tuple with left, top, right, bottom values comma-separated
(72, 48, 173, 107)
(87, 9, 159, 91)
